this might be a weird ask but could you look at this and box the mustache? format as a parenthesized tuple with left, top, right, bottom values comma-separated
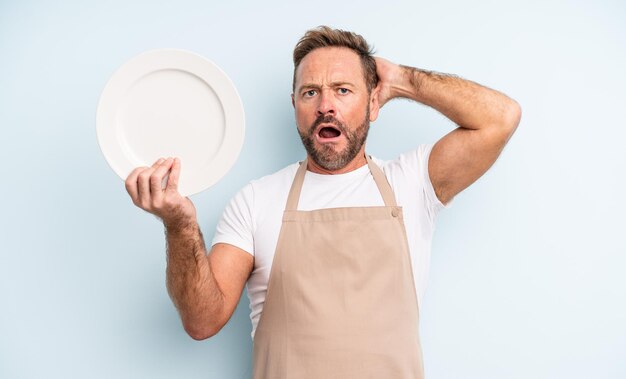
(311, 114, 345, 133)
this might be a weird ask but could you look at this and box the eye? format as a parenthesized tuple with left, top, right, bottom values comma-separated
(338, 88, 350, 95)
(303, 89, 317, 97)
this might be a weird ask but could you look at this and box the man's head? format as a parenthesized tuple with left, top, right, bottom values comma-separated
(292, 26, 379, 94)
(291, 26, 380, 172)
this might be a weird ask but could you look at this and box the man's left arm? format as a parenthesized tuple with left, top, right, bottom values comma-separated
(375, 58, 522, 205)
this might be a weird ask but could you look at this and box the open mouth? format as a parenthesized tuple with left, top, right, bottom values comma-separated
(317, 125, 342, 140)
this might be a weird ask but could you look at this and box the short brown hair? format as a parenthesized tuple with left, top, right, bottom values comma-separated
(292, 26, 378, 93)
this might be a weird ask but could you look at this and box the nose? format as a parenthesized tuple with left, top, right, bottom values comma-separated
(316, 90, 335, 116)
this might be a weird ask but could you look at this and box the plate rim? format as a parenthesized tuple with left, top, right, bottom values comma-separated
(96, 48, 245, 196)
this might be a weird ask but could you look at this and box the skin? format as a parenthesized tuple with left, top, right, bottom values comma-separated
(374, 57, 521, 204)
(292, 47, 379, 174)
(125, 45, 521, 340)
(125, 157, 252, 339)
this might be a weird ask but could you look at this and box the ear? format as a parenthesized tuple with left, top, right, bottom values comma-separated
(291, 93, 295, 108)
(368, 86, 381, 122)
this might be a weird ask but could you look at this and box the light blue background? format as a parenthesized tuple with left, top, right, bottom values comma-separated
(1, 0, 625, 378)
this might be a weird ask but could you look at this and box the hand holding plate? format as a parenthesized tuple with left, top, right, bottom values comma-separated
(125, 157, 197, 230)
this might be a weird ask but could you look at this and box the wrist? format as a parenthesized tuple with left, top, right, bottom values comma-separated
(394, 65, 424, 100)
(163, 213, 197, 235)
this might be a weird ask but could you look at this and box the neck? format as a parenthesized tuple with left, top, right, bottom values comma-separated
(306, 149, 368, 175)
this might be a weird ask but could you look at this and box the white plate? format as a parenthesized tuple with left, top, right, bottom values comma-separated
(97, 49, 245, 196)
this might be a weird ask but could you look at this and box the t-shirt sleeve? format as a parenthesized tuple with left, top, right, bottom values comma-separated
(211, 183, 255, 256)
(420, 143, 451, 216)
(394, 144, 450, 222)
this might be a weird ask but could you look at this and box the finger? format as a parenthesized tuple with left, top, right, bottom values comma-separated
(137, 158, 165, 202)
(166, 157, 181, 193)
(150, 158, 174, 201)
(125, 166, 148, 203)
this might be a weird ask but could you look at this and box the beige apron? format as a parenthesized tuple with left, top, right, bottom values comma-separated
(253, 155, 424, 378)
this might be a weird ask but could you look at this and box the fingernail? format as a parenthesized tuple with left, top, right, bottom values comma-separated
(158, 158, 165, 163)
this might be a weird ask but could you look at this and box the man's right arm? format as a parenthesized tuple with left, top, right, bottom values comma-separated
(165, 223, 253, 340)
(125, 157, 253, 340)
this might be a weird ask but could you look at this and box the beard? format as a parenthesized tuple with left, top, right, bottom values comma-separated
(298, 107, 370, 171)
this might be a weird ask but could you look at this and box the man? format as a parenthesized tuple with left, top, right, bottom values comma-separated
(125, 26, 520, 378)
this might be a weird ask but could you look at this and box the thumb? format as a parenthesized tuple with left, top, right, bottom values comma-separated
(375, 83, 388, 108)
(166, 157, 181, 193)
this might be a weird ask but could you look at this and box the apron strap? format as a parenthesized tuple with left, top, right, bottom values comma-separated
(366, 155, 398, 207)
(285, 159, 308, 211)
(285, 155, 397, 211)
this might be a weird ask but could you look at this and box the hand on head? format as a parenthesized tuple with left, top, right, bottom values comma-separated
(373, 57, 401, 108)
(125, 157, 197, 229)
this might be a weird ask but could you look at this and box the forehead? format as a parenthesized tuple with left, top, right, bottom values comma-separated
(295, 47, 365, 89)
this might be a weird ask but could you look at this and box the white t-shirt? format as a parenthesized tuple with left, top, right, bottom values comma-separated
(212, 144, 448, 339)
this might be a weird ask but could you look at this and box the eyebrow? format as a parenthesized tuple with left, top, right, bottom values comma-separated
(298, 81, 355, 92)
